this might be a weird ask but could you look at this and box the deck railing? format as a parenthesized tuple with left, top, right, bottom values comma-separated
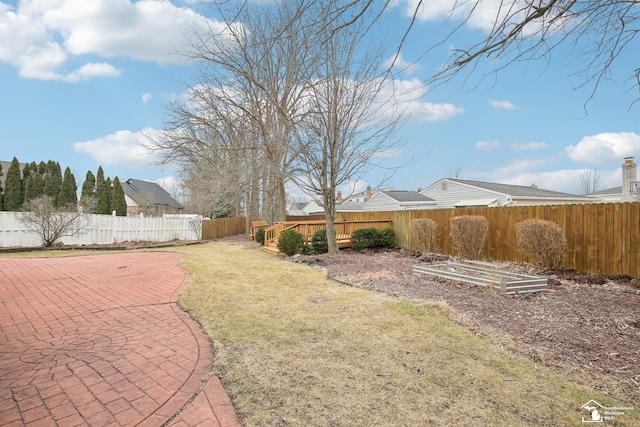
(263, 219, 393, 252)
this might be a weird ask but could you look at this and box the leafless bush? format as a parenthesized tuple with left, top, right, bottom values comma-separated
(18, 196, 91, 247)
(78, 195, 98, 214)
(449, 215, 488, 260)
(515, 219, 567, 268)
(410, 218, 438, 253)
(189, 217, 203, 239)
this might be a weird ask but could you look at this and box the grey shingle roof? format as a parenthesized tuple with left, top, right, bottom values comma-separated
(124, 178, 182, 208)
(451, 179, 586, 199)
(586, 186, 622, 196)
(380, 190, 434, 202)
(336, 201, 365, 211)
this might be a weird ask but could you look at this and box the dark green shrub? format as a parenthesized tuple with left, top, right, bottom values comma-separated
(377, 226, 396, 248)
(302, 244, 316, 255)
(277, 228, 305, 256)
(351, 227, 378, 250)
(311, 228, 328, 254)
(352, 226, 396, 250)
(255, 227, 265, 245)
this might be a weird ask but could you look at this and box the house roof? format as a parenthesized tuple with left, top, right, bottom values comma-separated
(379, 190, 434, 203)
(123, 178, 182, 208)
(449, 179, 586, 199)
(586, 186, 622, 196)
(336, 200, 364, 211)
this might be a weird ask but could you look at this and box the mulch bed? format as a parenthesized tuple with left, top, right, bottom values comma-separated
(288, 247, 640, 405)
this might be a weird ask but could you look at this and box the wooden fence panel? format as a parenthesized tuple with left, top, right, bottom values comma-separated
(337, 203, 639, 277)
(201, 217, 247, 240)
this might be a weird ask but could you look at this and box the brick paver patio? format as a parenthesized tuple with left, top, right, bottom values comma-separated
(0, 252, 240, 426)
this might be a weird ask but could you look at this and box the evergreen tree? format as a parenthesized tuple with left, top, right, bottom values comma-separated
(58, 167, 78, 208)
(22, 162, 31, 182)
(24, 173, 39, 202)
(96, 166, 105, 189)
(81, 170, 96, 199)
(43, 161, 62, 205)
(4, 157, 24, 211)
(38, 161, 46, 175)
(111, 177, 127, 216)
(96, 177, 112, 214)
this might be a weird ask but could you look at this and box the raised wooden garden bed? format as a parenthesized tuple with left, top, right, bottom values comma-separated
(412, 261, 548, 295)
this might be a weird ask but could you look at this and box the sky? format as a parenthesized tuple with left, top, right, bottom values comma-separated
(1, 0, 639, 202)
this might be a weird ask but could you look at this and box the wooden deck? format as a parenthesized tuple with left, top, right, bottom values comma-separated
(262, 219, 393, 254)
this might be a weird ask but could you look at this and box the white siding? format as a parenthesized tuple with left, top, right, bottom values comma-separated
(363, 192, 400, 211)
(420, 179, 510, 209)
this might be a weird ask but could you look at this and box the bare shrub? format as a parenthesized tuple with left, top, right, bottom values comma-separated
(410, 218, 438, 253)
(449, 215, 488, 260)
(515, 219, 567, 268)
(18, 196, 91, 247)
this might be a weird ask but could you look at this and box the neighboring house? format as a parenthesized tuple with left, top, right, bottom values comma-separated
(420, 178, 592, 209)
(287, 199, 365, 216)
(122, 178, 183, 217)
(287, 202, 309, 216)
(363, 190, 436, 211)
(585, 158, 639, 203)
(585, 186, 623, 202)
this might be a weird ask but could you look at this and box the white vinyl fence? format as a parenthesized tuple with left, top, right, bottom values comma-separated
(0, 212, 202, 248)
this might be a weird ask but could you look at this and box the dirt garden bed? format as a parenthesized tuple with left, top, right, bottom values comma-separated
(286, 246, 640, 405)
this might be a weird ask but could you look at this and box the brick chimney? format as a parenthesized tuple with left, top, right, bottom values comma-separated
(622, 157, 637, 202)
(366, 185, 372, 201)
(336, 191, 343, 202)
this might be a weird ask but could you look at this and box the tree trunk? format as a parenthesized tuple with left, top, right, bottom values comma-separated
(324, 188, 338, 253)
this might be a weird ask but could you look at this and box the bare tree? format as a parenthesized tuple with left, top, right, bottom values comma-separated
(18, 196, 91, 247)
(577, 168, 601, 194)
(290, 1, 404, 253)
(430, 1, 640, 103)
(149, 2, 321, 225)
(322, 1, 640, 104)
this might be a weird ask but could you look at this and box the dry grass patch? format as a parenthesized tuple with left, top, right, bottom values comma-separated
(177, 242, 638, 426)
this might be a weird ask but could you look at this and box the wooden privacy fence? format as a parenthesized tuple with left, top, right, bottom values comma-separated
(201, 216, 247, 240)
(338, 202, 640, 277)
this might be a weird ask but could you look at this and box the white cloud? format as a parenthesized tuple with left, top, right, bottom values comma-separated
(566, 132, 640, 164)
(392, 79, 463, 122)
(488, 99, 518, 110)
(63, 62, 122, 82)
(366, 78, 464, 123)
(0, 0, 226, 81)
(476, 140, 500, 151)
(384, 53, 420, 75)
(141, 92, 153, 105)
(494, 157, 555, 175)
(73, 128, 162, 169)
(510, 142, 549, 150)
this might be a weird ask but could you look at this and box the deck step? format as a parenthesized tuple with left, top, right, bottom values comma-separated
(262, 243, 279, 254)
